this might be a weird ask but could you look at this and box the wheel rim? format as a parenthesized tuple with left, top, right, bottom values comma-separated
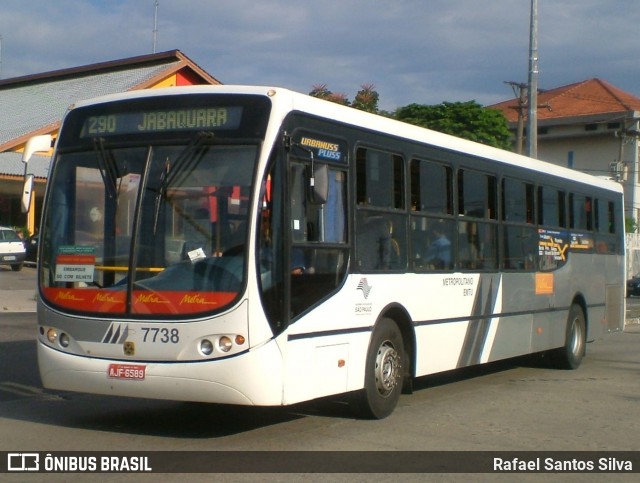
(569, 317, 584, 356)
(374, 341, 401, 397)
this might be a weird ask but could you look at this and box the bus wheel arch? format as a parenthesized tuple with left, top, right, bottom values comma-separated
(350, 306, 415, 419)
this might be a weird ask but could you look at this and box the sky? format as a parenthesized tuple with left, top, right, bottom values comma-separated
(1, 0, 639, 111)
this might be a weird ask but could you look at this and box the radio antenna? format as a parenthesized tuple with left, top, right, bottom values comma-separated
(152, 1, 159, 53)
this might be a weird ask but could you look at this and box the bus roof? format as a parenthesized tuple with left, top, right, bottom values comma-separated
(68, 85, 623, 194)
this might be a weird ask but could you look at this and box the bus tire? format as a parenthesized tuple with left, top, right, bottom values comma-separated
(351, 317, 404, 419)
(551, 304, 586, 370)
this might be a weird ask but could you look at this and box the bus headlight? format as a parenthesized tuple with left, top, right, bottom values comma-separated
(218, 336, 232, 352)
(46, 328, 58, 344)
(200, 334, 246, 357)
(59, 333, 70, 348)
(200, 339, 214, 356)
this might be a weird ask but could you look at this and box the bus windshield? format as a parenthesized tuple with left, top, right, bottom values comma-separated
(39, 95, 270, 317)
(41, 139, 256, 316)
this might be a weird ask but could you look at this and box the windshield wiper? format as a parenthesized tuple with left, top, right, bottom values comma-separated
(93, 137, 120, 200)
(164, 131, 214, 187)
(152, 131, 215, 234)
(153, 157, 171, 234)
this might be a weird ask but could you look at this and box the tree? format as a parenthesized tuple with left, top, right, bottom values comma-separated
(394, 101, 512, 150)
(351, 84, 379, 113)
(310, 84, 381, 113)
(309, 84, 349, 106)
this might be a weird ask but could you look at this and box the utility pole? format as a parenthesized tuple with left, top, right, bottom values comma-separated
(526, 0, 539, 158)
(152, 0, 159, 53)
(505, 81, 528, 154)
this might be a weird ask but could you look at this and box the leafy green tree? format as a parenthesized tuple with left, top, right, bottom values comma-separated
(351, 84, 380, 113)
(394, 101, 512, 150)
(626, 217, 637, 233)
(309, 86, 509, 149)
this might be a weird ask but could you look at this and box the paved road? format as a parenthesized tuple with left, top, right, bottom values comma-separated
(0, 265, 37, 312)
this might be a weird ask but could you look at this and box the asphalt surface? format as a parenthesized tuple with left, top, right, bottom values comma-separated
(0, 290, 36, 312)
(0, 265, 37, 313)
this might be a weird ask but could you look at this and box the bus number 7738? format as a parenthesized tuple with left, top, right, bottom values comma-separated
(141, 328, 180, 344)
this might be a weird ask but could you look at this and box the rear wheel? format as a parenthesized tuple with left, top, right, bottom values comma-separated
(550, 304, 586, 369)
(351, 317, 404, 419)
(10, 263, 23, 272)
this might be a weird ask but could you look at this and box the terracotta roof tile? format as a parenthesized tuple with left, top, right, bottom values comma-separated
(490, 78, 640, 122)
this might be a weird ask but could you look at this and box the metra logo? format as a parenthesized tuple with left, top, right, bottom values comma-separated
(179, 293, 217, 305)
(102, 323, 129, 344)
(136, 293, 169, 304)
(54, 290, 84, 302)
(357, 278, 372, 299)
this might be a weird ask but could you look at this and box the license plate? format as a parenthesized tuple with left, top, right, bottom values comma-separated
(3, 255, 16, 261)
(107, 364, 146, 380)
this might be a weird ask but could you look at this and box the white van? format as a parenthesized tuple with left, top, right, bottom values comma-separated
(0, 226, 26, 271)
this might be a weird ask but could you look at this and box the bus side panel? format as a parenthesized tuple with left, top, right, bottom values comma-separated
(284, 331, 382, 406)
(281, 279, 371, 405)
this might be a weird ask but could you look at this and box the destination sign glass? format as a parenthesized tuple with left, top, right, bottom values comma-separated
(58, 94, 272, 146)
(79, 107, 243, 138)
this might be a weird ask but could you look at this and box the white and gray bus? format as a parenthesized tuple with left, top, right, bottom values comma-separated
(28, 86, 625, 418)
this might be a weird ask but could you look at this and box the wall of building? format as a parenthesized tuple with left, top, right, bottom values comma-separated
(537, 134, 619, 177)
(528, 124, 639, 225)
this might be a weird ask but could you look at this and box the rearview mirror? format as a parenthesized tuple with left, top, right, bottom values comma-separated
(21, 174, 34, 213)
(309, 163, 328, 204)
(21, 134, 53, 213)
(22, 134, 53, 163)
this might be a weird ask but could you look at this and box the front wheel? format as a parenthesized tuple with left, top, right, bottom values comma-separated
(351, 317, 404, 419)
(550, 304, 586, 369)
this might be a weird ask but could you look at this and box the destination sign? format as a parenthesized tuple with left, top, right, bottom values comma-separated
(80, 107, 243, 137)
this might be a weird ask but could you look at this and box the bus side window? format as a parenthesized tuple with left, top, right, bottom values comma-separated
(537, 186, 566, 228)
(357, 215, 392, 270)
(502, 178, 536, 270)
(568, 193, 593, 231)
(356, 148, 404, 209)
(355, 147, 407, 271)
(409, 158, 454, 271)
(410, 159, 453, 214)
(607, 200, 616, 234)
(458, 169, 497, 219)
(457, 169, 497, 270)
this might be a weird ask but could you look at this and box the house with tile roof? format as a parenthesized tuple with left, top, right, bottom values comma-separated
(491, 78, 640, 227)
(0, 50, 220, 234)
